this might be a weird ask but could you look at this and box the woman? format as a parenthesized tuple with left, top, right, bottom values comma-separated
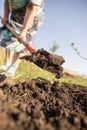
(0, 0, 44, 76)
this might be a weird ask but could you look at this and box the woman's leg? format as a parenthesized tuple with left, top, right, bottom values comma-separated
(6, 49, 14, 64)
(6, 50, 31, 76)
(6, 52, 21, 75)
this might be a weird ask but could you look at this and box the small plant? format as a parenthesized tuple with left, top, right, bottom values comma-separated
(49, 41, 59, 53)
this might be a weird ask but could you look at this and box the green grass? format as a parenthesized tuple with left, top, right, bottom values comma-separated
(0, 48, 6, 65)
(0, 47, 87, 86)
(15, 60, 56, 82)
(59, 74, 87, 86)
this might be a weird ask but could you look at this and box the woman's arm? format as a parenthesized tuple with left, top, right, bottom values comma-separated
(2, 0, 10, 25)
(19, 4, 37, 40)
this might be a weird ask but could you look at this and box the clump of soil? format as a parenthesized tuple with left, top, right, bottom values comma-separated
(0, 49, 87, 130)
(0, 74, 7, 82)
(0, 78, 87, 130)
(22, 49, 65, 78)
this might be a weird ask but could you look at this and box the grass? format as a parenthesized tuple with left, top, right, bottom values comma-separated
(0, 47, 87, 86)
(59, 74, 87, 86)
(15, 60, 56, 82)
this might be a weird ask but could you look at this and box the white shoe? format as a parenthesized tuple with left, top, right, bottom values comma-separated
(0, 71, 14, 78)
(0, 62, 11, 71)
(0, 64, 7, 71)
(7, 64, 18, 76)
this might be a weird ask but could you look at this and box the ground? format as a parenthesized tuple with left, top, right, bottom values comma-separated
(0, 49, 87, 130)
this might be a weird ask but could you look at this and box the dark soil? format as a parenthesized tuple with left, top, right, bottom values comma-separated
(21, 49, 65, 78)
(0, 49, 87, 130)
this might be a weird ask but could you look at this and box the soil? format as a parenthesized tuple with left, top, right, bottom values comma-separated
(21, 49, 65, 78)
(0, 49, 87, 130)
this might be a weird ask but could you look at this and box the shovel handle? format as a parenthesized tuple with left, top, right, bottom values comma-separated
(0, 16, 36, 52)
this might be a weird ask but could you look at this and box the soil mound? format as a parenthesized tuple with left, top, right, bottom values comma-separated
(0, 78, 87, 130)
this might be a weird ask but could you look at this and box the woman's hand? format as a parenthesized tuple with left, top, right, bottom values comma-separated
(18, 30, 27, 42)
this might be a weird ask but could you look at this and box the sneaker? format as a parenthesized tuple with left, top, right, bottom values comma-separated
(0, 71, 14, 78)
(7, 64, 17, 76)
(0, 62, 11, 71)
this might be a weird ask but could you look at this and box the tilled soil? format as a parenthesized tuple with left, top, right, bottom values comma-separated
(0, 50, 87, 130)
(0, 78, 87, 130)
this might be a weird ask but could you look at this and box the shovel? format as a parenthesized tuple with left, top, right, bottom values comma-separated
(0, 16, 36, 53)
